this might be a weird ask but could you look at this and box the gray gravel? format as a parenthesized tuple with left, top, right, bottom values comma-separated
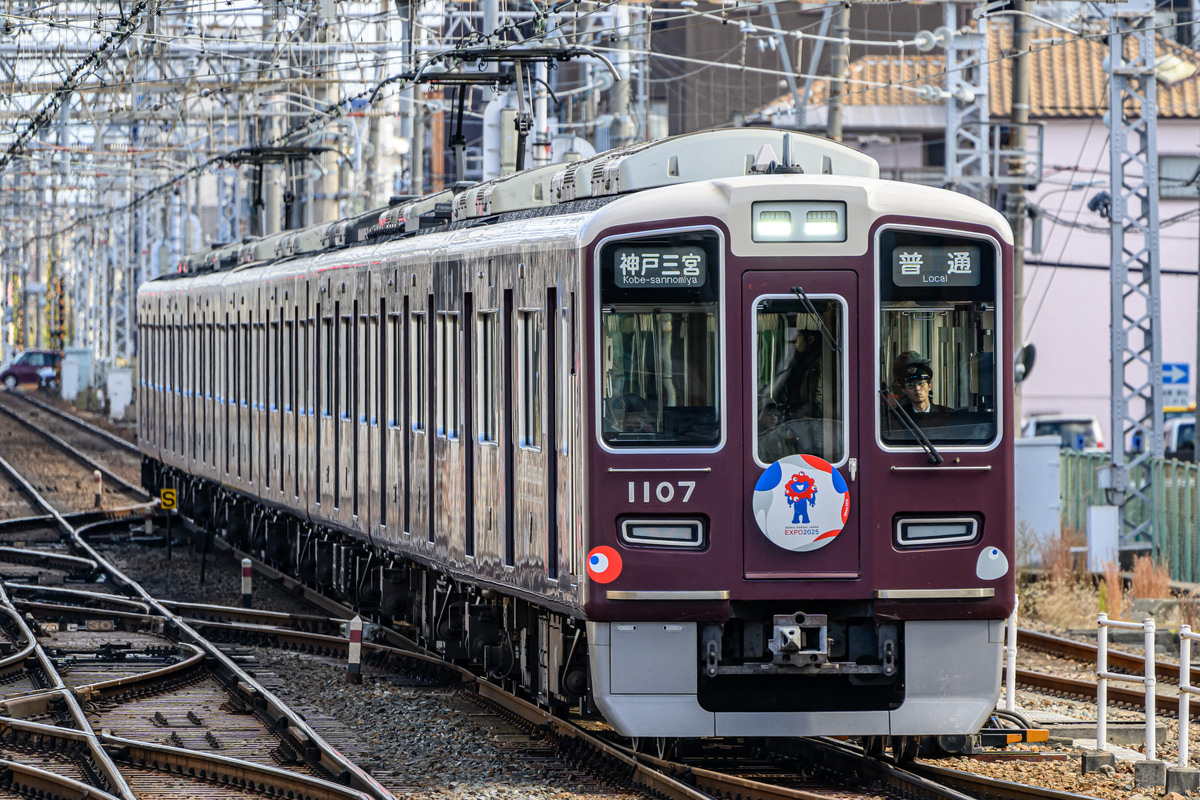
(254, 648, 640, 800)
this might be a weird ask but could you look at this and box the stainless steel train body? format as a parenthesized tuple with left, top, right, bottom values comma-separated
(139, 128, 1015, 742)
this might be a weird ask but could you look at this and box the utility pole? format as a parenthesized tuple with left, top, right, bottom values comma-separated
(826, 2, 849, 142)
(1011, 0, 1031, 427)
(1193, 163, 1200, 463)
(1103, 0, 1163, 549)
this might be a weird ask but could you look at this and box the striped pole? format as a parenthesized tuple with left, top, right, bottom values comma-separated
(93, 470, 102, 508)
(241, 558, 253, 608)
(144, 506, 153, 536)
(347, 615, 363, 685)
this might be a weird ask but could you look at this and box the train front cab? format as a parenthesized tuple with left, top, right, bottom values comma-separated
(584, 182, 1015, 739)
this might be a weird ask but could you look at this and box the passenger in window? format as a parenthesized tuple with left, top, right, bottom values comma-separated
(774, 318, 824, 423)
(893, 352, 952, 414)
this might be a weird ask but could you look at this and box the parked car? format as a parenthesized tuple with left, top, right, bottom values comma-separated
(1165, 415, 1195, 461)
(0, 349, 63, 390)
(1022, 413, 1104, 450)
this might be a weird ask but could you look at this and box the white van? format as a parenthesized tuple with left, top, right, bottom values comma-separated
(1021, 414, 1104, 451)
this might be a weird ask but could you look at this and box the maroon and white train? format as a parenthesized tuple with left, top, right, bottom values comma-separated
(139, 128, 1015, 747)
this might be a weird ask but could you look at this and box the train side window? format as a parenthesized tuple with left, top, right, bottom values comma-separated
(369, 311, 379, 427)
(284, 319, 293, 413)
(518, 309, 543, 449)
(436, 312, 460, 439)
(340, 315, 351, 421)
(598, 230, 722, 449)
(411, 311, 426, 432)
(877, 229, 999, 449)
(388, 313, 402, 427)
(436, 313, 446, 437)
(322, 312, 333, 416)
(754, 296, 847, 466)
(477, 311, 499, 444)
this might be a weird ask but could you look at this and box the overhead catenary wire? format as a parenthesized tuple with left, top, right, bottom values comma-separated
(2, 1, 1195, 253)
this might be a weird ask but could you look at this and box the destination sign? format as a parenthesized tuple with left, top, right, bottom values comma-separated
(891, 245, 981, 288)
(613, 245, 707, 289)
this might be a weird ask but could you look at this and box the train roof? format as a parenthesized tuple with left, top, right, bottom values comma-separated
(156, 129, 875, 279)
(151, 128, 1009, 287)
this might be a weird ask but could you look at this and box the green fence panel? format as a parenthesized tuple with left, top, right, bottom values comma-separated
(1058, 450, 1200, 582)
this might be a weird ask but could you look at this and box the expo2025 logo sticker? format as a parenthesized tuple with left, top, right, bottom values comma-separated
(752, 454, 850, 552)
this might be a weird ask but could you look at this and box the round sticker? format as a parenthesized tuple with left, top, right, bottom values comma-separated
(752, 454, 850, 552)
(587, 546, 623, 583)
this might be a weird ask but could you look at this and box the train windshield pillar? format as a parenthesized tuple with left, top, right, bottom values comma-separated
(598, 230, 722, 448)
(877, 228, 1000, 448)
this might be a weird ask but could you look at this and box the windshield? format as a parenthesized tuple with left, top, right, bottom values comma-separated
(601, 309, 720, 446)
(878, 230, 999, 447)
(598, 229, 723, 448)
(754, 297, 845, 464)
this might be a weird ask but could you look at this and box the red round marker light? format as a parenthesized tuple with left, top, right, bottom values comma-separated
(587, 546, 623, 584)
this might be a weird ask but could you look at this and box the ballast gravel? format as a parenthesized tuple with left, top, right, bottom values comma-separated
(100, 534, 1187, 800)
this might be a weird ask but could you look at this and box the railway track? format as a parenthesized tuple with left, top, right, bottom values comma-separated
(0, 451, 394, 799)
(0, 395, 1107, 800)
(202, 535, 1110, 800)
(1014, 627, 1199, 718)
(0, 400, 146, 515)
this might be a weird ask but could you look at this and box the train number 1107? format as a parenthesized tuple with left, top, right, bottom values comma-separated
(627, 481, 697, 504)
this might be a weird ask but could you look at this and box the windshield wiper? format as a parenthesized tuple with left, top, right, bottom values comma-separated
(790, 286, 840, 354)
(879, 387, 944, 465)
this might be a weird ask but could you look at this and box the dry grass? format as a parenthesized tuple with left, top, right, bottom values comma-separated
(1180, 591, 1200, 631)
(1128, 554, 1172, 599)
(1022, 579, 1100, 629)
(1099, 560, 1127, 619)
(1021, 527, 1099, 629)
(1037, 526, 1083, 586)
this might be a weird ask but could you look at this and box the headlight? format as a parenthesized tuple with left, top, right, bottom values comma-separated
(752, 201, 847, 242)
(620, 519, 705, 548)
(895, 517, 979, 547)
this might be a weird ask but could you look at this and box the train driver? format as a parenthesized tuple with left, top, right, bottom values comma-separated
(893, 351, 952, 414)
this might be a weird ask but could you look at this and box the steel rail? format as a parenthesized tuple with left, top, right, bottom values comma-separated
(5, 582, 154, 614)
(1020, 627, 1189, 684)
(0, 451, 399, 800)
(910, 762, 1106, 800)
(0, 544, 98, 574)
(73, 644, 205, 701)
(187, 609, 984, 800)
(1011, 666, 1196, 718)
(0, 757, 124, 800)
(161, 599, 347, 635)
(101, 734, 378, 800)
(183, 617, 475, 681)
(203, 520, 995, 800)
(12, 598, 161, 629)
(70, 518, 401, 800)
(202, 531, 357, 622)
(0, 578, 137, 799)
(470, 680, 715, 800)
(0, 714, 129, 796)
(1, 390, 139, 453)
(0, 401, 148, 500)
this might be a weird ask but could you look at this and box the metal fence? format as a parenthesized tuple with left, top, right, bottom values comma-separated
(1060, 451, 1200, 582)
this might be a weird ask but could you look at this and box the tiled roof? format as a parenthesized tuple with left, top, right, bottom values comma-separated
(760, 24, 1200, 120)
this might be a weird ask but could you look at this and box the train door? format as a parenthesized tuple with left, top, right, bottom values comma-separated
(283, 280, 299, 507)
(409, 292, 430, 545)
(295, 278, 309, 510)
(382, 271, 403, 542)
(334, 276, 352, 525)
(363, 269, 382, 537)
(316, 283, 334, 514)
(741, 270, 859, 579)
